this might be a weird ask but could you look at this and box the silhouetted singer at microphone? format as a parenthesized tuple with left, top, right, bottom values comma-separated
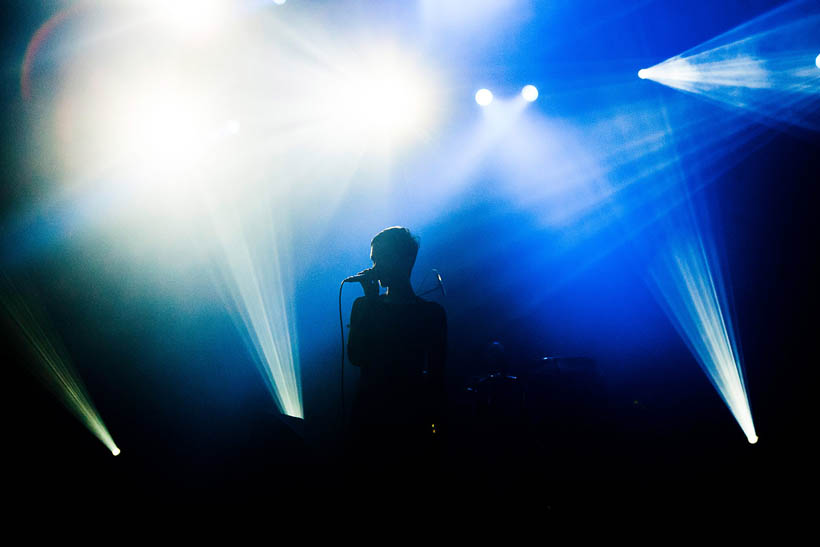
(347, 226, 447, 464)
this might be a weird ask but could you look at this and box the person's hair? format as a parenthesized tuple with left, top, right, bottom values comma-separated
(371, 226, 420, 273)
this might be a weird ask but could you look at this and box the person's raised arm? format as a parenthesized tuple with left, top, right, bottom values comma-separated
(347, 268, 379, 367)
(347, 296, 376, 368)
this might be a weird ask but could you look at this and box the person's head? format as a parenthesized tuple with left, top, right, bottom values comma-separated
(370, 226, 419, 288)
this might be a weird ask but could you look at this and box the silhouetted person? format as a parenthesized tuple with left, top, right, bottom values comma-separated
(347, 226, 447, 469)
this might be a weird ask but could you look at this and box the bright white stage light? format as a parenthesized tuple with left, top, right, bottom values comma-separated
(81, 72, 217, 204)
(475, 88, 493, 106)
(314, 46, 441, 149)
(112, 447, 121, 456)
(521, 84, 538, 102)
(648, 227, 757, 445)
(638, 68, 648, 79)
(816, 53, 820, 68)
(29, 8, 450, 425)
(336, 69, 428, 135)
(114, 90, 201, 171)
(226, 119, 241, 136)
(637, 0, 820, 130)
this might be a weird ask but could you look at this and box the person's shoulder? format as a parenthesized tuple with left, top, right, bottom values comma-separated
(352, 295, 383, 309)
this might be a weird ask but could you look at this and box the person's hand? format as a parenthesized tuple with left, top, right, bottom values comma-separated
(357, 268, 379, 299)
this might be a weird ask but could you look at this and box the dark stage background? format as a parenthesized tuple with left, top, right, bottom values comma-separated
(1, 1, 817, 504)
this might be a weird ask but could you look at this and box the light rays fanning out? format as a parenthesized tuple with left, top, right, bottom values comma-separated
(638, 0, 820, 131)
(647, 215, 756, 443)
(0, 275, 120, 455)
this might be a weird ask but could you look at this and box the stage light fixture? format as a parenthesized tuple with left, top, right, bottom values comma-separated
(521, 84, 538, 102)
(638, 68, 648, 79)
(816, 53, 819, 68)
(475, 88, 493, 106)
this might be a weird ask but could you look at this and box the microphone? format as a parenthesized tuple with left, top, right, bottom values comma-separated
(343, 267, 376, 283)
(433, 268, 446, 297)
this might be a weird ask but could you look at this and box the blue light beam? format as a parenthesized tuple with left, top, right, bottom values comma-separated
(638, 0, 820, 132)
(646, 208, 757, 444)
(206, 197, 304, 419)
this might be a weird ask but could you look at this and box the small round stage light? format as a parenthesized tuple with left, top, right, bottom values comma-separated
(816, 53, 820, 69)
(638, 69, 648, 80)
(112, 447, 121, 456)
(475, 88, 493, 106)
(748, 435, 758, 445)
(521, 84, 538, 102)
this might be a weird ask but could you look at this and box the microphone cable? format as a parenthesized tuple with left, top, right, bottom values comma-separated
(416, 268, 447, 298)
(339, 280, 347, 434)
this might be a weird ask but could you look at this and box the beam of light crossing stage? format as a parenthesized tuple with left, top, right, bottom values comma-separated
(0, 275, 120, 455)
(488, 92, 763, 439)
(593, 102, 762, 444)
(646, 207, 757, 444)
(206, 198, 303, 419)
(637, 0, 820, 132)
(401, 77, 775, 299)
